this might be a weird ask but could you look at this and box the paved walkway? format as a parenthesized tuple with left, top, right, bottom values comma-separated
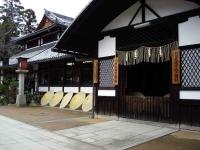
(0, 115, 176, 150)
(56, 121, 177, 150)
(0, 115, 102, 150)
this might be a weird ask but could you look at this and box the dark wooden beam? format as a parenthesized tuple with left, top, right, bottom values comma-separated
(145, 4, 161, 18)
(128, 5, 142, 26)
(141, 0, 146, 23)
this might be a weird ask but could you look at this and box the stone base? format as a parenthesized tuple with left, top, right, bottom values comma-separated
(16, 95, 27, 106)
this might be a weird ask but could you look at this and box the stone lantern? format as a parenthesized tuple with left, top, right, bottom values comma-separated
(16, 57, 29, 106)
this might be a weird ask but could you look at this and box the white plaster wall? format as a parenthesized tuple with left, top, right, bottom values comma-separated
(179, 16, 200, 46)
(38, 87, 48, 92)
(98, 36, 116, 58)
(64, 87, 79, 93)
(146, 0, 198, 18)
(102, 1, 141, 31)
(102, 0, 199, 31)
(98, 90, 116, 97)
(80, 87, 93, 94)
(50, 87, 63, 92)
(180, 91, 200, 100)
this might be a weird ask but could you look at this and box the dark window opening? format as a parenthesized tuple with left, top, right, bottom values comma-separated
(39, 71, 48, 86)
(39, 63, 49, 86)
(42, 33, 57, 44)
(27, 39, 39, 49)
(50, 69, 64, 86)
(65, 62, 79, 86)
(80, 62, 93, 86)
(38, 61, 93, 87)
(125, 62, 170, 96)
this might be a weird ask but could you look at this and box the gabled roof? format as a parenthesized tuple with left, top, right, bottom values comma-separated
(13, 10, 74, 44)
(53, 0, 200, 55)
(37, 9, 74, 30)
(54, 0, 136, 54)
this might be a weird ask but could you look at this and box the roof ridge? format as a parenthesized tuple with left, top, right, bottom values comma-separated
(44, 9, 73, 21)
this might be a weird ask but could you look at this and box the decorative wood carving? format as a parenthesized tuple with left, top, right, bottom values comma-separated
(172, 49, 181, 85)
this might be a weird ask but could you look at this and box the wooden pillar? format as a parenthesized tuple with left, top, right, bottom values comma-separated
(171, 49, 181, 101)
(62, 61, 65, 92)
(48, 62, 51, 91)
(92, 59, 99, 118)
(141, 0, 146, 23)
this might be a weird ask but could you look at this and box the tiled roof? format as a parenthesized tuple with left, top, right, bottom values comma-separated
(45, 9, 74, 27)
(13, 10, 74, 43)
(9, 41, 71, 65)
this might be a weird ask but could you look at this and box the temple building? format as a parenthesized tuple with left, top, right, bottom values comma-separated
(9, 10, 93, 94)
(53, 0, 200, 125)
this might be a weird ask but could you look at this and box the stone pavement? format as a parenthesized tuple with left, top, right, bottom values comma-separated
(56, 120, 177, 150)
(0, 115, 177, 150)
(0, 115, 102, 150)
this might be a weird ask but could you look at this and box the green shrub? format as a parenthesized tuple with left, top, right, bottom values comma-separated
(25, 90, 38, 106)
(0, 95, 8, 105)
(0, 78, 18, 105)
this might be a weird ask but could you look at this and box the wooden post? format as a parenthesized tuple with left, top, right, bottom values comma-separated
(92, 59, 99, 119)
(93, 60, 99, 84)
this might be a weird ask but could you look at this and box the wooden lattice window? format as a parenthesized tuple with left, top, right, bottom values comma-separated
(99, 59, 115, 88)
(181, 48, 200, 88)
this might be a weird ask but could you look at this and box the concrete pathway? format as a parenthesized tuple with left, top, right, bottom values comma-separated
(56, 120, 177, 150)
(0, 115, 177, 150)
(0, 115, 102, 150)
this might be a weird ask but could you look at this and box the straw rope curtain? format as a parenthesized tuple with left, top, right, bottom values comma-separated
(117, 41, 178, 66)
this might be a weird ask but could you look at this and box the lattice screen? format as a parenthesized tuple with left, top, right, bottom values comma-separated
(99, 59, 115, 88)
(181, 48, 200, 88)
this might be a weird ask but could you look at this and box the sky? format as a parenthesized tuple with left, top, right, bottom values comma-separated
(0, 0, 91, 22)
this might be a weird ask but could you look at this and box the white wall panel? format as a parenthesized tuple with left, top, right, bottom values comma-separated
(38, 87, 48, 92)
(98, 36, 116, 58)
(179, 16, 200, 46)
(64, 87, 79, 93)
(50, 87, 63, 92)
(98, 90, 116, 97)
(102, 1, 141, 31)
(80, 87, 93, 94)
(180, 91, 200, 100)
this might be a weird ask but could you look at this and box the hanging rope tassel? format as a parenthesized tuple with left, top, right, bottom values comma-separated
(117, 41, 178, 66)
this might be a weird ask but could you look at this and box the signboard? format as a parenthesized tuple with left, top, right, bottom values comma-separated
(113, 57, 119, 86)
(172, 49, 181, 85)
(93, 60, 99, 84)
